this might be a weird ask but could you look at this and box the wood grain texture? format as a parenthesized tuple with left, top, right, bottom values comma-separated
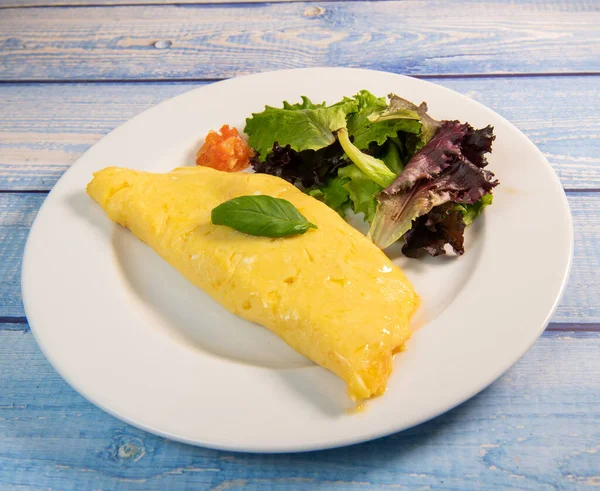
(0, 193, 43, 320)
(0, 0, 597, 487)
(2, 0, 329, 5)
(0, 329, 598, 489)
(0, 191, 597, 323)
(0, 1, 598, 81)
(1, 75, 598, 191)
(1, 0, 592, 4)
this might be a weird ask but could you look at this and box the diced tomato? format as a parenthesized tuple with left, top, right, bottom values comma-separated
(196, 124, 254, 172)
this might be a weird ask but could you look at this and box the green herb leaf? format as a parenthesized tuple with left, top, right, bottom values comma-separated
(211, 195, 317, 237)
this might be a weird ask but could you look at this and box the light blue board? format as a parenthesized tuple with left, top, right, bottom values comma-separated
(1, 329, 599, 490)
(0, 1, 598, 81)
(0, 0, 594, 5)
(1, 1, 598, 488)
(0, 76, 598, 191)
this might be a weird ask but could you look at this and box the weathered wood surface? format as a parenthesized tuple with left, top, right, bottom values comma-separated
(0, 193, 41, 321)
(0, 191, 597, 324)
(2, 0, 329, 5)
(1, 0, 599, 487)
(1, 0, 592, 4)
(0, 1, 598, 81)
(1, 75, 598, 191)
(1, 329, 598, 490)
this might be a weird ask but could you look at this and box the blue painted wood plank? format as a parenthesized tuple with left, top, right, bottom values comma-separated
(1, 76, 598, 191)
(0, 82, 194, 191)
(2, 0, 329, 5)
(0, 1, 598, 81)
(2, 0, 593, 5)
(0, 192, 598, 323)
(1, 329, 598, 489)
(0, 193, 45, 319)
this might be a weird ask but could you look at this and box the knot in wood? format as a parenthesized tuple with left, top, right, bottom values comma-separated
(154, 40, 172, 49)
(304, 6, 325, 17)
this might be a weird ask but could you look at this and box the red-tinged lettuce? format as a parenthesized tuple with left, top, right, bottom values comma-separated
(384, 121, 468, 192)
(402, 203, 466, 258)
(462, 125, 495, 168)
(403, 194, 493, 258)
(250, 141, 350, 188)
(368, 121, 498, 250)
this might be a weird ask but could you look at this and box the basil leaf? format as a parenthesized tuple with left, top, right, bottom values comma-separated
(211, 195, 317, 237)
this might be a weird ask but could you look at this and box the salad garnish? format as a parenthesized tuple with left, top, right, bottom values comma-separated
(197, 91, 498, 258)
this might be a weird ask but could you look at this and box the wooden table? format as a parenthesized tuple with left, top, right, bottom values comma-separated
(1, 1, 599, 489)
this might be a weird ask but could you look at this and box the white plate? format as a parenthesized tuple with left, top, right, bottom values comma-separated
(22, 68, 573, 453)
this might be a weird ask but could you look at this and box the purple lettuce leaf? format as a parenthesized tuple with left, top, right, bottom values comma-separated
(384, 121, 468, 193)
(462, 125, 495, 168)
(250, 141, 349, 188)
(401, 203, 466, 258)
(368, 121, 498, 250)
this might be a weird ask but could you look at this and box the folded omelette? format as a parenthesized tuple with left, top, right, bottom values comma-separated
(87, 166, 419, 401)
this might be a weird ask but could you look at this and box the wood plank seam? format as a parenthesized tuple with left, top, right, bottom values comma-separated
(0, 327, 598, 489)
(1, 2, 598, 80)
(0, 190, 49, 194)
(1, 0, 358, 8)
(0, 317, 28, 324)
(1, 75, 597, 190)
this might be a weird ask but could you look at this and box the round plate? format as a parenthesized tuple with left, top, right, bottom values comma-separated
(22, 68, 573, 453)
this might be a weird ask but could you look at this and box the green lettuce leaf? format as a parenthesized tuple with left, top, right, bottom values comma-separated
(245, 99, 358, 157)
(368, 94, 441, 146)
(282, 96, 325, 111)
(347, 90, 421, 150)
(338, 165, 382, 223)
(308, 177, 350, 216)
(311, 165, 382, 223)
(337, 128, 397, 188)
(381, 139, 404, 174)
(454, 193, 494, 226)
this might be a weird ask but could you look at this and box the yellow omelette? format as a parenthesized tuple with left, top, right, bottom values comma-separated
(87, 166, 419, 401)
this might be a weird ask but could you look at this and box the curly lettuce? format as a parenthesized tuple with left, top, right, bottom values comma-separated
(347, 91, 421, 150)
(245, 98, 358, 157)
(368, 121, 498, 250)
(244, 92, 498, 258)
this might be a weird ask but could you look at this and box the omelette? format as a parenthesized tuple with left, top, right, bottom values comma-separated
(87, 166, 419, 401)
